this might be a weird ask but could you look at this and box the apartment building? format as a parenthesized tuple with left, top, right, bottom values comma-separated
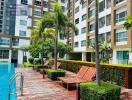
(0, 0, 131, 65)
(66, 0, 132, 64)
(0, 0, 67, 66)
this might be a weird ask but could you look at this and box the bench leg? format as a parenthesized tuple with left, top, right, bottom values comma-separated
(76, 83, 80, 100)
(67, 83, 69, 90)
(43, 70, 45, 79)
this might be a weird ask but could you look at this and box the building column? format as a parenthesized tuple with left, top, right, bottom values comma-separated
(112, 50, 117, 64)
(82, 52, 86, 61)
(129, 52, 132, 64)
(9, 50, 12, 63)
(18, 50, 23, 67)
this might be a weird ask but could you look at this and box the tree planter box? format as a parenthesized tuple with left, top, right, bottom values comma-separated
(80, 82, 121, 100)
(47, 69, 65, 80)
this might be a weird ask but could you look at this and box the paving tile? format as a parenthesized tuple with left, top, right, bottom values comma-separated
(16, 68, 76, 100)
(16, 68, 132, 100)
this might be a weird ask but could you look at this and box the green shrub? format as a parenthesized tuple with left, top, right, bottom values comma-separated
(28, 57, 34, 64)
(80, 82, 121, 100)
(48, 59, 54, 68)
(47, 69, 65, 80)
(34, 64, 43, 71)
(24, 62, 33, 68)
(34, 58, 41, 65)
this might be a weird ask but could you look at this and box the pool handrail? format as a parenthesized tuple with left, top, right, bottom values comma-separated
(9, 72, 24, 100)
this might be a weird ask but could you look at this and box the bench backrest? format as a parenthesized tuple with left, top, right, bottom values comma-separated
(82, 67, 96, 81)
(77, 66, 89, 78)
(44, 60, 49, 66)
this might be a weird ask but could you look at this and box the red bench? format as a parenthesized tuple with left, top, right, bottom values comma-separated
(58, 66, 96, 90)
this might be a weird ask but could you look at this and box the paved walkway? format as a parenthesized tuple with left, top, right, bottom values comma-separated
(16, 68, 132, 100)
(16, 68, 76, 100)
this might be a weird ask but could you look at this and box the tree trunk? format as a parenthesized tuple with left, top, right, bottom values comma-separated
(95, 0, 101, 86)
(54, 28, 58, 70)
(67, 29, 70, 44)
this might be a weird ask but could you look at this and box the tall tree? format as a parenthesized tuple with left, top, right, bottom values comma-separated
(95, 0, 101, 86)
(30, 14, 55, 65)
(51, 2, 78, 69)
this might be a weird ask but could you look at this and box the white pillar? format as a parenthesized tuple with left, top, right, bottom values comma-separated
(129, 52, 132, 63)
(112, 50, 117, 64)
(18, 50, 23, 66)
(9, 50, 12, 63)
(82, 52, 86, 61)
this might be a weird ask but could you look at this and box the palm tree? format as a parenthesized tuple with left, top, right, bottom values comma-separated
(30, 14, 55, 65)
(124, 16, 132, 29)
(95, 0, 101, 86)
(99, 41, 112, 63)
(51, 2, 78, 69)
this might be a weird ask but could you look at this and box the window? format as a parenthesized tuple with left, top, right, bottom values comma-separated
(115, 0, 125, 4)
(116, 29, 127, 42)
(106, 14, 111, 26)
(89, 7, 95, 17)
(0, 50, 9, 59)
(81, 40, 86, 47)
(0, 38, 10, 45)
(43, 1, 48, 8)
(75, 30, 79, 36)
(89, 38, 95, 47)
(106, 32, 111, 42)
(106, 0, 111, 8)
(89, 21, 95, 31)
(19, 30, 26, 36)
(90, 0, 95, 4)
(33, 21, 37, 26)
(99, 17, 105, 28)
(21, 0, 28, 5)
(117, 51, 129, 64)
(12, 38, 19, 46)
(75, 18, 79, 24)
(75, 6, 79, 13)
(82, 1, 86, 8)
(34, 0, 41, 6)
(81, 27, 86, 34)
(82, 14, 86, 21)
(116, 10, 127, 23)
(20, 10, 27, 16)
(61, 0, 65, 3)
(74, 42, 79, 47)
(99, 33, 105, 42)
(99, 0, 105, 12)
(20, 20, 27, 25)
(34, 10, 41, 16)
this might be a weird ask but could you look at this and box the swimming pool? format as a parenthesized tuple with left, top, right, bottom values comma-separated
(0, 63, 16, 100)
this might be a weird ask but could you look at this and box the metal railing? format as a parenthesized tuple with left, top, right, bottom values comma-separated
(9, 72, 24, 100)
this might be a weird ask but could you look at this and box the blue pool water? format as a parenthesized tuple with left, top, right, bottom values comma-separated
(0, 63, 16, 100)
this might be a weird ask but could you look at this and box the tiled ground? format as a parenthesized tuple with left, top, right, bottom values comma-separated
(16, 68, 76, 100)
(16, 68, 132, 100)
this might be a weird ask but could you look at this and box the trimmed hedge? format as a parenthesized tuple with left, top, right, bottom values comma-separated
(24, 62, 33, 68)
(28, 57, 34, 64)
(80, 82, 121, 100)
(47, 69, 65, 80)
(34, 58, 41, 65)
(34, 64, 43, 70)
(58, 59, 130, 86)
